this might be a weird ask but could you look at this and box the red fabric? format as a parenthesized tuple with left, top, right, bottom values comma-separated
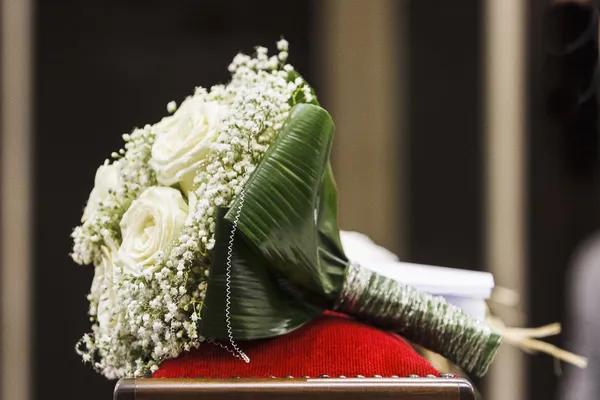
(153, 315, 439, 378)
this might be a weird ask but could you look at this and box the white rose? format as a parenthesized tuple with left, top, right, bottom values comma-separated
(118, 187, 188, 276)
(149, 98, 227, 192)
(90, 237, 119, 333)
(82, 161, 121, 223)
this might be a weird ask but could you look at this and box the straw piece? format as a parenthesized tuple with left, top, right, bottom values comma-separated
(486, 314, 588, 369)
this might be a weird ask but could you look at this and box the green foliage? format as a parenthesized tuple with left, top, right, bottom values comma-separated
(201, 104, 349, 340)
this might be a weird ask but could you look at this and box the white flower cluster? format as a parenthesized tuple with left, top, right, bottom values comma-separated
(73, 40, 316, 378)
(71, 126, 157, 266)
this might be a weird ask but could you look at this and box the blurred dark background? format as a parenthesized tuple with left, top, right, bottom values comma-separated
(2, 0, 599, 399)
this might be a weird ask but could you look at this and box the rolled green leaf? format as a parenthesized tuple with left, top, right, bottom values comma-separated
(201, 209, 322, 340)
(224, 103, 347, 300)
(206, 103, 502, 377)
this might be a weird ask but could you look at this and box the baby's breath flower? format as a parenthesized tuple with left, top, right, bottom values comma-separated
(167, 101, 177, 113)
(277, 38, 289, 51)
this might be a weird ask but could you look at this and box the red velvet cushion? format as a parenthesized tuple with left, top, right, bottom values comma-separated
(153, 315, 439, 378)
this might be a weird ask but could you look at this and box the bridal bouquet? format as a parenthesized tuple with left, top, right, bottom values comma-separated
(71, 40, 502, 379)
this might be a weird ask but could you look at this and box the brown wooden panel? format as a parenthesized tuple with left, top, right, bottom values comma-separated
(114, 378, 475, 400)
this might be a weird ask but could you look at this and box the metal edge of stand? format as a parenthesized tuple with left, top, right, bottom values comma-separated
(114, 377, 476, 399)
(114, 379, 135, 400)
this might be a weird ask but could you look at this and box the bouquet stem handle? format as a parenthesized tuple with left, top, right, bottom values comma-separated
(334, 263, 502, 377)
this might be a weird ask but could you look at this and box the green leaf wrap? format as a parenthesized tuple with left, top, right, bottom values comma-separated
(202, 103, 502, 377)
(201, 208, 322, 340)
(224, 104, 347, 299)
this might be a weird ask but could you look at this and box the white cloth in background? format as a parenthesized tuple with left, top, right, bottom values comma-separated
(340, 231, 494, 320)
